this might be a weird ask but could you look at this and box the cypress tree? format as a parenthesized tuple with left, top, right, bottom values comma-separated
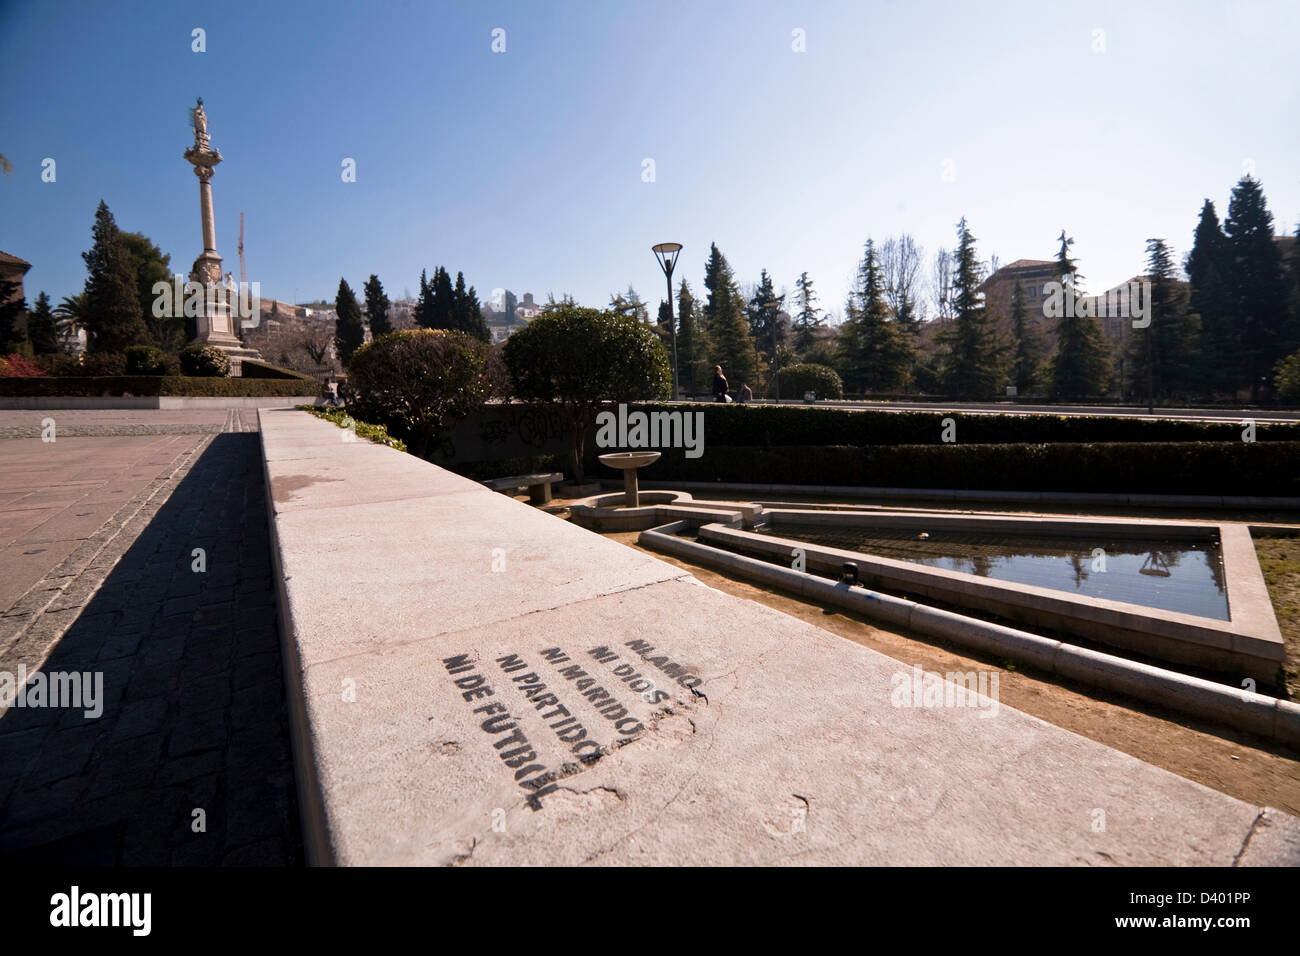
(676, 279, 710, 395)
(453, 271, 490, 342)
(364, 274, 391, 337)
(82, 200, 148, 353)
(414, 269, 432, 328)
(334, 278, 365, 366)
(429, 266, 455, 330)
(1186, 200, 1236, 397)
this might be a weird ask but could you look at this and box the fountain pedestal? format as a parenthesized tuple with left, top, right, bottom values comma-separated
(597, 451, 662, 507)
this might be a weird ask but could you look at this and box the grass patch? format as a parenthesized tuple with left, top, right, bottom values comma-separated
(1255, 535, 1300, 699)
(296, 404, 407, 452)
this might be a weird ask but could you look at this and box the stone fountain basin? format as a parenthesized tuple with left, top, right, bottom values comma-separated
(598, 451, 662, 470)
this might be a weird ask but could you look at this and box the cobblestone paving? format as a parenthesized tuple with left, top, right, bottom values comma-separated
(0, 418, 302, 865)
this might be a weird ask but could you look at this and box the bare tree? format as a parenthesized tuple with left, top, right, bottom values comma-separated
(879, 234, 925, 328)
(931, 247, 955, 324)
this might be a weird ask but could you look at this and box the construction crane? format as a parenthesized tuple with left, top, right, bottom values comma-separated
(237, 211, 247, 284)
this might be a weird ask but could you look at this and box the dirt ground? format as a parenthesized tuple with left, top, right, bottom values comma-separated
(534, 504, 1300, 815)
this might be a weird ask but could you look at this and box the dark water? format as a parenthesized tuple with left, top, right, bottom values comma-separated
(755, 524, 1229, 620)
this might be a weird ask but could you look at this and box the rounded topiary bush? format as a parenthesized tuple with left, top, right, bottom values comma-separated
(179, 344, 231, 377)
(777, 362, 844, 400)
(342, 328, 503, 457)
(125, 345, 167, 376)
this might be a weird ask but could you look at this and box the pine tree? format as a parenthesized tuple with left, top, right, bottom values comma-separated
(27, 292, 59, 355)
(334, 278, 365, 366)
(939, 220, 1002, 398)
(1224, 175, 1291, 400)
(82, 200, 148, 353)
(792, 271, 821, 354)
(609, 285, 648, 323)
(840, 239, 912, 394)
(1186, 200, 1236, 397)
(1009, 280, 1043, 394)
(703, 243, 758, 388)
(364, 274, 391, 338)
(1126, 239, 1201, 402)
(1048, 229, 1112, 398)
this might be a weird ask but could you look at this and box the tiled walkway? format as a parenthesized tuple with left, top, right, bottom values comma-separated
(0, 411, 301, 864)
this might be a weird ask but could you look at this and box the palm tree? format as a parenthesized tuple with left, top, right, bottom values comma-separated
(55, 293, 90, 348)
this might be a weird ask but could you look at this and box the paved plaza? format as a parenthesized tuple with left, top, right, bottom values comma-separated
(0, 408, 301, 864)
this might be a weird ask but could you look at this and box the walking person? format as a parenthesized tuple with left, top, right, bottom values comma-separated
(712, 365, 730, 403)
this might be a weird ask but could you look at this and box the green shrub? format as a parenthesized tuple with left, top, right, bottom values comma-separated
(75, 352, 127, 377)
(503, 304, 670, 479)
(777, 363, 844, 400)
(179, 344, 231, 377)
(342, 328, 503, 457)
(641, 441, 1300, 496)
(125, 345, 167, 376)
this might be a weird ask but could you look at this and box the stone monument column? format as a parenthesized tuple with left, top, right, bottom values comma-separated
(184, 97, 260, 374)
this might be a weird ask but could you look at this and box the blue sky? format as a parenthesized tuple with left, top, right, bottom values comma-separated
(2, 0, 1298, 318)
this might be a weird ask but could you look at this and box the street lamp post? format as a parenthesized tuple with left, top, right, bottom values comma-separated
(652, 242, 682, 400)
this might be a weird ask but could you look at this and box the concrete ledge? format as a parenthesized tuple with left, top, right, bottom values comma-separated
(648, 480, 1300, 511)
(259, 408, 1299, 865)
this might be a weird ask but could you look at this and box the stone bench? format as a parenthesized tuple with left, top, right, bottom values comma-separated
(482, 471, 564, 504)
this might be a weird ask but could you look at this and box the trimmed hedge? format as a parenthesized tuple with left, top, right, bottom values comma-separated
(637, 442, 1300, 496)
(619, 402, 1300, 445)
(0, 376, 317, 397)
(242, 359, 317, 382)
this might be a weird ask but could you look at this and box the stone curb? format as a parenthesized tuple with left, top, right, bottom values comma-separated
(640, 525, 1300, 748)
(646, 481, 1300, 511)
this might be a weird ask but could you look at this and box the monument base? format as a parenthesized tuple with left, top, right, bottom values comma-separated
(188, 337, 263, 376)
